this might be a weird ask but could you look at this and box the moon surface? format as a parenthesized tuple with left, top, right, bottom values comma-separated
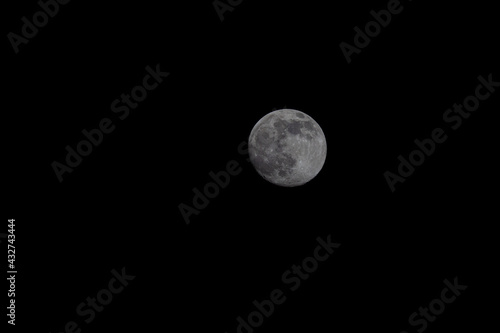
(248, 109, 327, 187)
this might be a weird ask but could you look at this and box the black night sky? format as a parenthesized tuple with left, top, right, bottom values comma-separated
(3, 1, 498, 332)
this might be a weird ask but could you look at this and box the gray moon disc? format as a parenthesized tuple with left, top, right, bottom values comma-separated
(248, 109, 327, 187)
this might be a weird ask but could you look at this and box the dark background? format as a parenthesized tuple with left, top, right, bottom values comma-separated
(3, 0, 498, 332)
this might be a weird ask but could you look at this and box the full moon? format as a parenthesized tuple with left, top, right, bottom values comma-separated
(248, 109, 327, 187)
